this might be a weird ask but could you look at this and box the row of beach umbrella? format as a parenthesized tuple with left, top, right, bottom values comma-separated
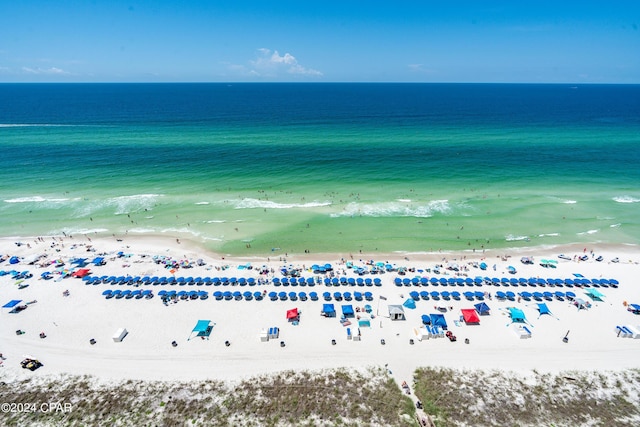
(393, 276, 618, 288)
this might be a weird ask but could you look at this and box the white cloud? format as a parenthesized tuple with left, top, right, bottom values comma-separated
(249, 48, 322, 77)
(21, 66, 70, 75)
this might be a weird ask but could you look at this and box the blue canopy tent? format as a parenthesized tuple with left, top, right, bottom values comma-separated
(421, 314, 431, 325)
(585, 288, 605, 301)
(342, 304, 355, 318)
(474, 302, 491, 315)
(3, 299, 23, 312)
(627, 304, 640, 314)
(429, 313, 448, 329)
(506, 307, 531, 326)
(188, 319, 214, 340)
(403, 298, 416, 309)
(322, 303, 336, 317)
(535, 303, 558, 320)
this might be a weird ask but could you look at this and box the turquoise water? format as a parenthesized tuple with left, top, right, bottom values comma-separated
(1, 83, 639, 254)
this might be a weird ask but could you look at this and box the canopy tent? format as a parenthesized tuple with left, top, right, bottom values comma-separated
(342, 304, 355, 318)
(358, 317, 371, 328)
(585, 288, 605, 301)
(461, 309, 480, 324)
(628, 303, 640, 314)
(286, 308, 300, 321)
(430, 313, 448, 329)
(506, 307, 530, 326)
(2, 299, 22, 309)
(403, 298, 416, 309)
(388, 305, 405, 320)
(188, 319, 214, 341)
(535, 303, 558, 320)
(322, 303, 336, 317)
(474, 302, 491, 315)
(72, 268, 91, 278)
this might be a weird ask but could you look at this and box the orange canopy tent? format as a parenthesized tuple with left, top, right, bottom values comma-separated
(461, 308, 480, 324)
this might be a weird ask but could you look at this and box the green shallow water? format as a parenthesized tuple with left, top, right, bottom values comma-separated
(1, 83, 639, 255)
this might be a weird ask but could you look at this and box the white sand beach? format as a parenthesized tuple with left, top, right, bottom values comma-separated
(2, 235, 640, 387)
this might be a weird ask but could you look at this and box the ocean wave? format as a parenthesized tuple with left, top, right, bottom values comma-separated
(577, 229, 599, 235)
(330, 199, 451, 218)
(4, 196, 78, 203)
(610, 223, 621, 228)
(205, 220, 226, 223)
(51, 227, 109, 235)
(195, 202, 210, 205)
(112, 194, 163, 215)
(234, 198, 332, 209)
(71, 193, 163, 218)
(127, 228, 157, 234)
(538, 233, 560, 237)
(613, 196, 640, 203)
(562, 200, 577, 204)
(505, 234, 530, 242)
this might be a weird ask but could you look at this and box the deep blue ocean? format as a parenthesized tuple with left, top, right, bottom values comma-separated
(1, 83, 639, 255)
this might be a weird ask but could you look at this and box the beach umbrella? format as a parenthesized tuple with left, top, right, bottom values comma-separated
(451, 291, 461, 300)
(474, 277, 484, 286)
(474, 291, 485, 300)
(333, 291, 342, 300)
(431, 291, 441, 300)
(463, 291, 474, 301)
(410, 291, 420, 301)
(299, 292, 307, 301)
(354, 291, 363, 301)
(430, 277, 439, 285)
(247, 277, 256, 286)
(420, 291, 430, 300)
(309, 292, 318, 301)
(439, 278, 448, 286)
(288, 291, 298, 301)
(448, 278, 457, 286)
(323, 292, 331, 301)
(373, 278, 381, 286)
(102, 290, 112, 296)
(421, 277, 429, 286)
(543, 291, 553, 300)
(306, 277, 315, 286)
(343, 292, 352, 301)
(505, 291, 516, 300)
(394, 278, 402, 287)
(440, 291, 451, 300)
(364, 292, 373, 301)
(254, 291, 263, 301)
(365, 278, 373, 286)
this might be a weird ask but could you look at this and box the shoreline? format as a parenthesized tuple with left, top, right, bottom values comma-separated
(2, 234, 640, 386)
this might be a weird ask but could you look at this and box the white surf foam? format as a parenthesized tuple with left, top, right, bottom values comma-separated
(234, 198, 331, 209)
(613, 196, 640, 203)
(505, 234, 530, 242)
(330, 199, 451, 218)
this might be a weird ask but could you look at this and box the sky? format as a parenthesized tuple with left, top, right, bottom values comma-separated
(1, 1, 639, 83)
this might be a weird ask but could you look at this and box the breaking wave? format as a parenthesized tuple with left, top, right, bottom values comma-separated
(234, 198, 332, 209)
(330, 199, 452, 218)
(613, 196, 640, 204)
